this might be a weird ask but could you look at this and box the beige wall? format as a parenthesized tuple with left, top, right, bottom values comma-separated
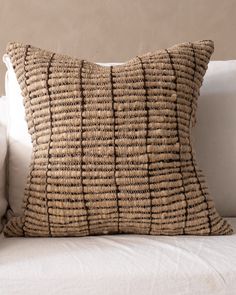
(0, 0, 236, 94)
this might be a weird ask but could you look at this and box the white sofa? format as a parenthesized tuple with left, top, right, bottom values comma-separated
(0, 218, 235, 295)
(0, 61, 236, 295)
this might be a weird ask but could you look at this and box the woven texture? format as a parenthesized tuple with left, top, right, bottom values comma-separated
(4, 40, 233, 237)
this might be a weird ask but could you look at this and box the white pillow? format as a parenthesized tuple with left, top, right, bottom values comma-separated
(193, 60, 236, 217)
(0, 95, 8, 231)
(3, 55, 236, 218)
(3, 55, 32, 218)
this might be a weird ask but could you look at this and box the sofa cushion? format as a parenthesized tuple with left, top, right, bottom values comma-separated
(0, 96, 8, 231)
(193, 60, 236, 217)
(4, 40, 232, 237)
(0, 218, 236, 295)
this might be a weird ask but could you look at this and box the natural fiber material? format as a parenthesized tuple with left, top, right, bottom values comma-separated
(4, 40, 233, 237)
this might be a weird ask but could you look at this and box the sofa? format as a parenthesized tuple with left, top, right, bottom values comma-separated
(0, 58, 235, 295)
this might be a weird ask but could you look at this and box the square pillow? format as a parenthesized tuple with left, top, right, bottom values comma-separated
(4, 40, 233, 237)
(4, 59, 236, 222)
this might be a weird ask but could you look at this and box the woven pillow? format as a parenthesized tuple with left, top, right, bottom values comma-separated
(4, 40, 233, 237)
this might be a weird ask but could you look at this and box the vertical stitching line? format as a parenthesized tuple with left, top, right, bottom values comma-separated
(137, 56, 152, 235)
(165, 49, 188, 234)
(22, 45, 32, 236)
(110, 66, 120, 233)
(189, 44, 212, 234)
(79, 60, 90, 235)
(45, 53, 55, 237)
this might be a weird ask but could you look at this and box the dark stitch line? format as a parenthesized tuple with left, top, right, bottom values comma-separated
(45, 53, 56, 237)
(165, 49, 188, 234)
(79, 60, 90, 235)
(189, 44, 212, 234)
(136, 56, 152, 235)
(110, 66, 120, 233)
(22, 45, 31, 237)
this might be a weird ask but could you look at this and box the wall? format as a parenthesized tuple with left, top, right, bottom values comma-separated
(0, 0, 235, 94)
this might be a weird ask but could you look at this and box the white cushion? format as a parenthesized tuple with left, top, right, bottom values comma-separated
(3, 55, 32, 217)
(193, 61, 236, 217)
(3, 55, 236, 217)
(0, 95, 8, 231)
(0, 217, 235, 295)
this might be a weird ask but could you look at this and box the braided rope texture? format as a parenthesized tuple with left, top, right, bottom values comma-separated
(4, 40, 233, 237)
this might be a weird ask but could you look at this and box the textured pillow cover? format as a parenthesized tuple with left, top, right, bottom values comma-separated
(5, 59, 236, 222)
(4, 40, 233, 237)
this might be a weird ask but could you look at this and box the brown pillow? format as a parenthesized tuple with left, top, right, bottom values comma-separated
(4, 40, 233, 237)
